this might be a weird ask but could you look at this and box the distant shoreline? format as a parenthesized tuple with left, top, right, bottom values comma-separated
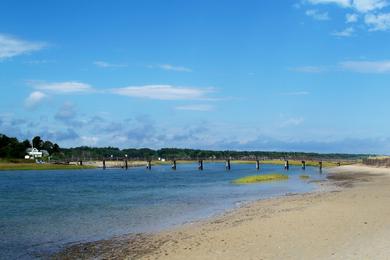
(0, 159, 348, 171)
(0, 162, 95, 171)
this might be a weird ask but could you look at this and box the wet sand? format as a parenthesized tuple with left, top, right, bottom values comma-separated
(54, 165, 390, 259)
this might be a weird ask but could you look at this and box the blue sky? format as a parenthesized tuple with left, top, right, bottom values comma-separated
(2, 0, 390, 153)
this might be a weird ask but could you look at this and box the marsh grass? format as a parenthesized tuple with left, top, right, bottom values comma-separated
(0, 163, 95, 171)
(300, 175, 310, 179)
(233, 173, 288, 184)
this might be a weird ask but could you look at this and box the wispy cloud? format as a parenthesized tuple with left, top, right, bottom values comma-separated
(111, 85, 212, 100)
(149, 64, 192, 72)
(292, 60, 390, 74)
(24, 59, 54, 65)
(26, 81, 219, 103)
(280, 117, 305, 127)
(289, 66, 325, 73)
(80, 136, 99, 146)
(0, 33, 46, 60)
(346, 13, 359, 23)
(306, 0, 351, 8)
(306, 9, 330, 20)
(353, 0, 388, 13)
(30, 81, 93, 93)
(25, 91, 47, 108)
(365, 12, 390, 31)
(304, 0, 390, 34)
(175, 104, 213, 111)
(93, 60, 127, 68)
(332, 26, 355, 36)
(340, 60, 390, 73)
(281, 91, 310, 96)
(306, 0, 388, 13)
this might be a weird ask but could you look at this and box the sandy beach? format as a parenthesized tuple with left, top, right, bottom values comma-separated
(55, 165, 390, 259)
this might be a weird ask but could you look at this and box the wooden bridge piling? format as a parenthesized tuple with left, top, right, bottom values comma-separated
(172, 160, 177, 170)
(225, 159, 231, 170)
(256, 160, 260, 171)
(284, 160, 289, 170)
(146, 160, 152, 170)
(198, 160, 203, 171)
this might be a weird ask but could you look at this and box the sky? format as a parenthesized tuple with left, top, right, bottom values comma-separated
(2, 0, 390, 154)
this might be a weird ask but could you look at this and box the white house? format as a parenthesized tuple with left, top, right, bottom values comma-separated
(25, 148, 43, 159)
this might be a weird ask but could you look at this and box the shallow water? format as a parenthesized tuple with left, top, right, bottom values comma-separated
(0, 163, 326, 259)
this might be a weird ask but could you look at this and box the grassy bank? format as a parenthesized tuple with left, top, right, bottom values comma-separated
(0, 162, 95, 171)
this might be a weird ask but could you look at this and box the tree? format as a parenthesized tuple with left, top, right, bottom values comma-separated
(52, 143, 60, 154)
(32, 136, 43, 149)
(42, 141, 54, 153)
(22, 139, 31, 149)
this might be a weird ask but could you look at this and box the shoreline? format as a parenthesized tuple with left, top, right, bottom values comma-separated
(53, 165, 390, 259)
(0, 159, 347, 171)
(0, 163, 95, 171)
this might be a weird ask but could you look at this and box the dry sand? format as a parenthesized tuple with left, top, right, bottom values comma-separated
(55, 165, 390, 259)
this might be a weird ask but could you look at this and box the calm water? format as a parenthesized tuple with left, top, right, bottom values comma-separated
(0, 163, 326, 259)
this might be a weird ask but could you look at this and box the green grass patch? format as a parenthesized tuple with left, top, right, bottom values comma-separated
(299, 175, 310, 179)
(233, 174, 288, 184)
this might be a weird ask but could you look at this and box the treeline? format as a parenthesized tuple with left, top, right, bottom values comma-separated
(0, 134, 60, 159)
(1, 133, 371, 161)
(57, 147, 370, 161)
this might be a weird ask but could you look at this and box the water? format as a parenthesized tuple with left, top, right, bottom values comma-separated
(0, 163, 326, 259)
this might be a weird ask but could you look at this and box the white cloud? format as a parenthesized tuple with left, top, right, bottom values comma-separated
(332, 27, 355, 36)
(280, 117, 305, 127)
(25, 91, 47, 108)
(93, 61, 127, 68)
(306, 9, 330, 20)
(0, 33, 46, 60)
(80, 136, 99, 146)
(306, 0, 388, 12)
(153, 64, 192, 72)
(289, 66, 325, 73)
(353, 0, 388, 12)
(365, 12, 390, 30)
(340, 60, 390, 73)
(346, 13, 359, 22)
(111, 85, 212, 100)
(304, 0, 390, 34)
(31, 81, 93, 93)
(175, 104, 213, 111)
(306, 0, 351, 8)
(26, 81, 219, 101)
